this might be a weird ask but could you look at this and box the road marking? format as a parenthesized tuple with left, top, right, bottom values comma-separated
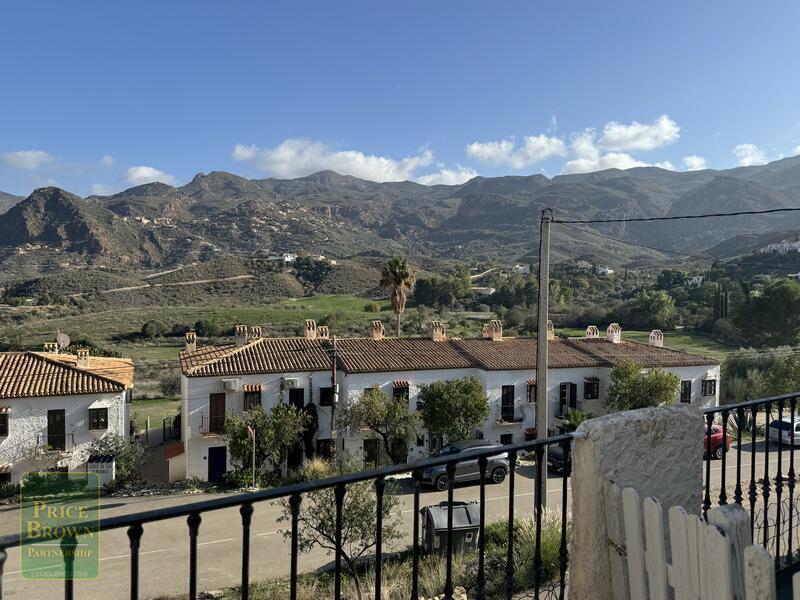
(100, 549, 165, 562)
(257, 531, 279, 537)
(198, 538, 233, 546)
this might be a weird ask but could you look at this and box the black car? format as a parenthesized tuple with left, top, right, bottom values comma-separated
(546, 444, 571, 474)
(421, 441, 509, 490)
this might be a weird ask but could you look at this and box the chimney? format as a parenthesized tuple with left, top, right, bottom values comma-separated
(585, 325, 599, 339)
(429, 321, 447, 342)
(649, 329, 664, 347)
(546, 320, 555, 341)
(76, 348, 90, 369)
(606, 323, 622, 344)
(317, 325, 330, 339)
(249, 326, 263, 339)
(304, 320, 317, 340)
(235, 324, 249, 346)
(185, 331, 197, 352)
(43, 342, 59, 353)
(482, 320, 503, 342)
(370, 320, 385, 341)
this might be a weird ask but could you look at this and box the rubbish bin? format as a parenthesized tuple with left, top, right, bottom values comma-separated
(420, 501, 481, 554)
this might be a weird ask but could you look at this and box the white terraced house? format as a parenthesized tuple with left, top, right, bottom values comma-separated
(172, 320, 720, 482)
(0, 346, 134, 482)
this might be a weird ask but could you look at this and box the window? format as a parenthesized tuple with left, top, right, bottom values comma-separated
(317, 438, 333, 459)
(701, 379, 717, 397)
(393, 385, 409, 404)
(501, 385, 515, 421)
(319, 387, 334, 407)
(559, 382, 578, 415)
(527, 383, 536, 403)
(0, 473, 9, 483)
(243, 391, 261, 411)
(125, 389, 132, 404)
(0, 414, 7, 437)
(416, 435, 425, 447)
(584, 380, 599, 400)
(500, 434, 513, 446)
(89, 408, 108, 430)
(680, 380, 692, 403)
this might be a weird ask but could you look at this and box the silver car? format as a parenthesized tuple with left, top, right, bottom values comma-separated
(421, 441, 509, 491)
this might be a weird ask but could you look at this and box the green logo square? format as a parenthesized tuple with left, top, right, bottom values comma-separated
(20, 472, 100, 580)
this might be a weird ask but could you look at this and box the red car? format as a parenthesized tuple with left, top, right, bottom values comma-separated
(704, 424, 731, 459)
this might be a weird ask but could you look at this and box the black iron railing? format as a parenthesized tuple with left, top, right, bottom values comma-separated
(200, 415, 225, 435)
(35, 433, 75, 453)
(0, 435, 573, 600)
(703, 393, 800, 572)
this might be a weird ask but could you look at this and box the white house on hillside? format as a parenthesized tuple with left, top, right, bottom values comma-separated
(173, 320, 720, 482)
(0, 347, 134, 482)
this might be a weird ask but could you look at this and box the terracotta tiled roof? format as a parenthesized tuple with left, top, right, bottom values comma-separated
(0, 352, 127, 399)
(334, 338, 474, 373)
(180, 334, 719, 377)
(180, 337, 331, 377)
(452, 338, 603, 370)
(565, 338, 719, 368)
(164, 441, 184, 460)
(40, 353, 135, 388)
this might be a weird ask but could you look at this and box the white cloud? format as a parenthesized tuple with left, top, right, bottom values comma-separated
(653, 161, 675, 170)
(793, 145, 800, 156)
(122, 165, 176, 186)
(562, 130, 649, 174)
(466, 135, 566, 169)
(597, 114, 680, 151)
(733, 143, 767, 167)
(0, 149, 54, 170)
(99, 155, 115, 168)
(416, 165, 478, 186)
(90, 183, 114, 196)
(682, 155, 707, 171)
(233, 138, 434, 182)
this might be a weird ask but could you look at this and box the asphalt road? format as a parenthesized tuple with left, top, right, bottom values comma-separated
(0, 448, 784, 600)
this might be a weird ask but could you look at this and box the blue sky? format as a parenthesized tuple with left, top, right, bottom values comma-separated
(1, 1, 799, 196)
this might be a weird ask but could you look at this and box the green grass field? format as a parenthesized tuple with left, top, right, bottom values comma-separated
(130, 397, 180, 430)
(560, 327, 737, 361)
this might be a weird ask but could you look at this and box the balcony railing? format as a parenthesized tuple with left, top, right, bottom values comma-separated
(0, 434, 574, 600)
(35, 433, 75, 453)
(496, 403, 526, 423)
(200, 415, 225, 436)
(703, 392, 800, 575)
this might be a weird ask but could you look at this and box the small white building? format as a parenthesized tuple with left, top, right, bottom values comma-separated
(0, 348, 134, 482)
(511, 264, 531, 275)
(595, 265, 615, 276)
(175, 320, 720, 482)
(686, 275, 705, 287)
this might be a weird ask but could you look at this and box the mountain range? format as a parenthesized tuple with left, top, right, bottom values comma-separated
(3, 156, 800, 278)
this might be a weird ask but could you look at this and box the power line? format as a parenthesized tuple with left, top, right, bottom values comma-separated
(552, 206, 800, 224)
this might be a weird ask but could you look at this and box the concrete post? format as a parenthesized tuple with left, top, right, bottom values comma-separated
(568, 404, 703, 600)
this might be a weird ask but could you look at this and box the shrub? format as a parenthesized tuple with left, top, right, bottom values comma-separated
(85, 434, 146, 487)
(159, 372, 181, 398)
(141, 320, 167, 339)
(364, 302, 382, 313)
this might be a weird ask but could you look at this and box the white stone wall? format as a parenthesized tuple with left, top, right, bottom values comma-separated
(0, 391, 127, 482)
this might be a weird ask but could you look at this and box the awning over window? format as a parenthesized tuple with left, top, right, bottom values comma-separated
(242, 384, 263, 393)
(0, 407, 9, 414)
(527, 379, 537, 386)
(584, 376, 599, 382)
(393, 380, 410, 389)
(88, 398, 114, 409)
(0, 464, 10, 473)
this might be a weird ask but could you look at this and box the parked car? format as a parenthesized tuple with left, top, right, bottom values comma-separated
(768, 418, 800, 446)
(421, 441, 509, 490)
(546, 444, 571, 474)
(704, 424, 731, 459)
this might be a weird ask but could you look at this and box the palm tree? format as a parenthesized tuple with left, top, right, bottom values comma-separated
(380, 257, 416, 337)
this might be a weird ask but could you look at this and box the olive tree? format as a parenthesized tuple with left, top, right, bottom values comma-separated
(603, 361, 680, 412)
(418, 377, 490, 442)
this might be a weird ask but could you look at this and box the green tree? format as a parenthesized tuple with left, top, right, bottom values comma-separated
(141, 320, 167, 339)
(85, 434, 146, 487)
(278, 459, 401, 598)
(159, 372, 181, 398)
(604, 361, 680, 412)
(762, 353, 800, 397)
(560, 409, 593, 433)
(418, 377, 490, 442)
(734, 280, 800, 346)
(338, 386, 420, 464)
(380, 256, 416, 337)
(225, 404, 309, 483)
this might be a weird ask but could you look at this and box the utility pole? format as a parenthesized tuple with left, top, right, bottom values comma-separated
(536, 208, 553, 510)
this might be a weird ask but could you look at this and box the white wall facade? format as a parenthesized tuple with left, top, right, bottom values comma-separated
(0, 391, 127, 482)
(180, 363, 720, 480)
